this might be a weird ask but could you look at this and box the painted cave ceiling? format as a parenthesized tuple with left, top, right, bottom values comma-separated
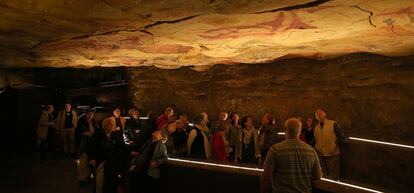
(0, 0, 414, 70)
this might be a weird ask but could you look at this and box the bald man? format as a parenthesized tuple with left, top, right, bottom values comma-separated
(261, 118, 322, 193)
(314, 109, 347, 180)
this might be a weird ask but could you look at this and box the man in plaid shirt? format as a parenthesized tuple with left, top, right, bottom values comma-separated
(261, 118, 322, 193)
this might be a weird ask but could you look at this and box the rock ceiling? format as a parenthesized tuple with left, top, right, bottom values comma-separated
(1, 0, 414, 70)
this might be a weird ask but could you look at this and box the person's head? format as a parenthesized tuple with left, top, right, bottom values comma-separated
(64, 103, 72, 112)
(46, 105, 54, 113)
(201, 112, 208, 122)
(218, 112, 228, 121)
(85, 109, 95, 121)
(152, 130, 162, 141)
(284, 118, 302, 139)
(217, 120, 229, 135)
(167, 122, 177, 134)
(230, 112, 240, 125)
(315, 109, 326, 122)
(261, 113, 273, 126)
(128, 107, 141, 120)
(113, 108, 121, 118)
(175, 119, 185, 131)
(241, 116, 253, 129)
(306, 116, 313, 127)
(179, 114, 188, 124)
(193, 114, 205, 126)
(164, 107, 174, 117)
(176, 115, 188, 130)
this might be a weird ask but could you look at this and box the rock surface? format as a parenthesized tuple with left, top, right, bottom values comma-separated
(128, 53, 414, 145)
(1, 0, 414, 68)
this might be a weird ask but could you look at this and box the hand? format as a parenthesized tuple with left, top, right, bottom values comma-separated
(89, 160, 96, 167)
(149, 161, 158, 168)
(131, 151, 139, 157)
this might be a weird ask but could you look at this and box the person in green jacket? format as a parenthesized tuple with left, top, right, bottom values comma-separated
(129, 129, 168, 193)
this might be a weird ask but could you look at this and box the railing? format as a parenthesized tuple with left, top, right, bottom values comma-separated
(277, 132, 414, 150)
(166, 158, 383, 193)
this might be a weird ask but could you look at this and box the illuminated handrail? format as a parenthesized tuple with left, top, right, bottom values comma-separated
(167, 158, 383, 193)
(277, 132, 414, 150)
(349, 137, 414, 150)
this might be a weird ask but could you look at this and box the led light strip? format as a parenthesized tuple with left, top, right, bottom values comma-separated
(168, 158, 383, 193)
(168, 158, 262, 172)
(320, 178, 383, 193)
(279, 132, 414, 150)
(349, 137, 414, 149)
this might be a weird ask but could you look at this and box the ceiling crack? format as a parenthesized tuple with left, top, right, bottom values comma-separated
(143, 14, 204, 30)
(254, 0, 331, 14)
(352, 5, 376, 27)
(32, 14, 203, 49)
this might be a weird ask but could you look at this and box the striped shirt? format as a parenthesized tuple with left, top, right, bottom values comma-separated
(264, 139, 322, 193)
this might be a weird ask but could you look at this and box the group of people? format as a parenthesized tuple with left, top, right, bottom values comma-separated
(37, 104, 348, 193)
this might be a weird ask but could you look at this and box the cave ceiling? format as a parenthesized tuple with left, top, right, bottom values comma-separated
(1, 0, 414, 70)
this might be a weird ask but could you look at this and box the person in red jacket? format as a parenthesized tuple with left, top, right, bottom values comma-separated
(212, 120, 230, 162)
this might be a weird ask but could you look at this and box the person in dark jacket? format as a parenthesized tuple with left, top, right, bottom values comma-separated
(125, 107, 145, 150)
(103, 128, 129, 193)
(187, 115, 212, 160)
(301, 116, 315, 147)
(88, 127, 108, 193)
(128, 129, 168, 193)
(258, 113, 284, 166)
(130, 111, 158, 159)
(172, 118, 189, 157)
(77, 109, 96, 185)
(235, 116, 260, 164)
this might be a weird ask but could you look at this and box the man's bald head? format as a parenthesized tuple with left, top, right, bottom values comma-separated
(315, 109, 326, 122)
(284, 118, 302, 139)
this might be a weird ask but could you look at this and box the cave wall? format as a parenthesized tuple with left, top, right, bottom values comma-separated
(128, 53, 414, 145)
(128, 53, 414, 191)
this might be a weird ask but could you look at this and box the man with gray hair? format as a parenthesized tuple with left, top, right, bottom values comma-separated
(261, 118, 322, 193)
(314, 109, 347, 180)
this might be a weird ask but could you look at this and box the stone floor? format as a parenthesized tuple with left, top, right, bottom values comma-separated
(0, 155, 91, 193)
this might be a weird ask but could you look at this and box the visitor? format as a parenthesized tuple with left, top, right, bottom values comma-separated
(314, 109, 348, 180)
(187, 115, 211, 160)
(235, 116, 260, 164)
(57, 103, 78, 157)
(260, 118, 322, 193)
